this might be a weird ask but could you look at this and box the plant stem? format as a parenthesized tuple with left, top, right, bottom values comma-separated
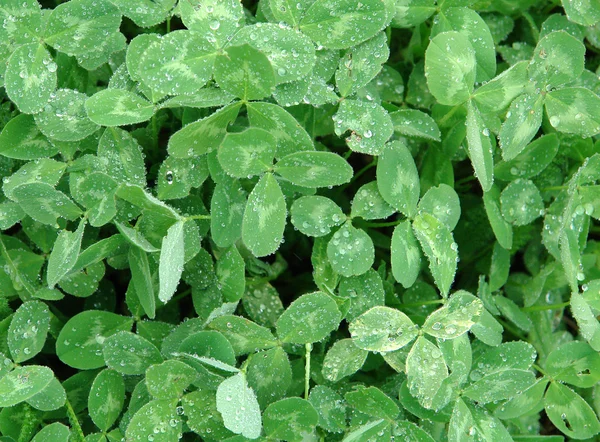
(522, 11, 540, 41)
(65, 398, 86, 442)
(305, 343, 312, 400)
(532, 363, 549, 378)
(522, 301, 569, 312)
(360, 219, 403, 228)
(185, 214, 211, 221)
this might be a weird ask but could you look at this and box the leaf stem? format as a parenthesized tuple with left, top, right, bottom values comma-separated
(532, 363, 549, 378)
(521, 11, 540, 42)
(17, 403, 38, 442)
(305, 343, 312, 400)
(185, 214, 211, 221)
(521, 301, 569, 312)
(65, 397, 86, 442)
(360, 219, 403, 228)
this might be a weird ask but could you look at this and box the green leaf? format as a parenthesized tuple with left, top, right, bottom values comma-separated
(168, 102, 242, 158)
(231, 24, 316, 85)
(103, 331, 162, 375)
(31, 423, 70, 442)
(528, 31, 585, 89)
(146, 360, 198, 399)
(499, 93, 545, 161)
(377, 141, 420, 217)
(495, 377, 549, 419)
(0, 114, 58, 160)
(465, 100, 494, 192)
(544, 382, 600, 440)
(208, 315, 277, 356)
(116, 223, 159, 253)
(88, 369, 125, 432)
(12, 183, 82, 226)
(44, 0, 121, 57)
(85, 89, 155, 127)
(264, 398, 318, 442)
(336, 32, 389, 97)
(406, 336, 448, 409)
(218, 128, 276, 178)
(137, 30, 216, 95)
(425, 31, 476, 105)
(157, 156, 209, 200)
(0, 365, 53, 407)
(463, 369, 536, 404)
(179, 0, 244, 48)
(4, 43, 57, 114)
(431, 7, 496, 82)
(308, 385, 347, 433)
(545, 87, 600, 138)
(327, 222, 374, 277)
(128, 246, 156, 319)
(500, 179, 544, 226)
(495, 295, 533, 332)
(214, 44, 275, 101)
(216, 373, 262, 439)
(418, 184, 461, 231)
(448, 398, 513, 442)
(338, 269, 385, 322)
(242, 173, 286, 257)
(0, 202, 25, 231)
(343, 420, 390, 441)
(562, 0, 600, 26)
(276, 291, 341, 344)
(299, 0, 388, 49)
(291, 196, 345, 237)
(26, 375, 66, 411)
(391, 0, 436, 28)
(391, 220, 422, 289)
(351, 181, 395, 221)
(183, 390, 232, 439)
(546, 341, 600, 388)
(3, 158, 65, 200)
(47, 219, 85, 289)
(158, 221, 185, 304)
(216, 246, 245, 303)
(77, 173, 118, 227)
(210, 180, 246, 248)
(125, 398, 181, 442)
(334, 99, 394, 155)
(423, 291, 483, 339)
(246, 347, 292, 408)
(109, 0, 175, 28)
(322, 338, 368, 383)
(345, 386, 400, 420)
(390, 109, 441, 141)
(483, 185, 513, 250)
(34, 88, 99, 142)
(56, 310, 133, 369)
(275, 151, 353, 188)
(571, 292, 600, 351)
(472, 60, 528, 112)
(489, 242, 510, 292)
(349, 306, 418, 352)
(8, 301, 50, 363)
(494, 133, 559, 181)
(412, 212, 458, 297)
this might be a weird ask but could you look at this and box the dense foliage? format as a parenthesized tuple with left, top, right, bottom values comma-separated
(1, 0, 600, 440)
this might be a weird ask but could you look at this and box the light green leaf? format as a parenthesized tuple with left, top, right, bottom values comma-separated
(242, 173, 286, 257)
(412, 212, 457, 297)
(146, 360, 198, 399)
(13, 183, 82, 226)
(342, 420, 389, 441)
(4, 43, 57, 114)
(56, 310, 133, 369)
(109, 0, 175, 28)
(544, 382, 600, 440)
(231, 24, 316, 85)
(179, 0, 244, 48)
(449, 398, 513, 442)
(494, 133, 559, 181)
(466, 100, 494, 192)
(158, 221, 185, 303)
(0, 365, 54, 407)
(103, 331, 162, 375)
(218, 128, 276, 178)
(3, 158, 65, 200)
(391, 220, 421, 289)
(264, 398, 319, 442)
(85, 89, 154, 127)
(334, 99, 394, 155)
(391, 0, 436, 28)
(528, 31, 585, 89)
(562, 0, 600, 26)
(0, 114, 58, 160)
(0, 202, 25, 230)
(210, 180, 246, 248)
(336, 32, 389, 97)
(495, 377, 549, 419)
(208, 315, 277, 356)
(246, 347, 292, 408)
(500, 179, 544, 226)
(499, 93, 544, 161)
(463, 369, 536, 404)
(128, 246, 156, 319)
(276, 291, 341, 344)
(546, 341, 600, 388)
(308, 385, 346, 433)
(291, 196, 345, 237)
(376, 141, 420, 217)
(168, 102, 242, 158)
(183, 390, 232, 439)
(47, 219, 85, 289)
(214, 44, 275, 101)
(545, 87, 600, 138)
(431, 7, 496, 81)
(157, 156, 209, 200)
(25, 376, 66, 412)
(116, 223, 160, 253)
(345, 386, 400, 420)
(125, 399, 181, 442)
(8, 301, 50, 363)
(322, 338, 368, 383)
(349, 306, 418, 352)
(77, 172, 118, 227)
(390, 109, 441, 141)
(138, 30, 216, 95)
(327, 222, 374, 277)
(31, 423, 70, 442)
(571, 292, 600, 351)
(216, 246, 245, 303)
(351, 181, 395, 221)
(418, 184, 461, 231)
(495, 295, 533, 332)
(425, 31, 476, 105)
(216, 373, 262, 439)
(472, 60, 528, 112)
(88, 369, 125, 432)
(483, 185, 513, 250)
(423, 291, 483, 339)
(44, 0, 121, 57)
(275, 151, 353, 188)
(406, 336, 448, 409)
